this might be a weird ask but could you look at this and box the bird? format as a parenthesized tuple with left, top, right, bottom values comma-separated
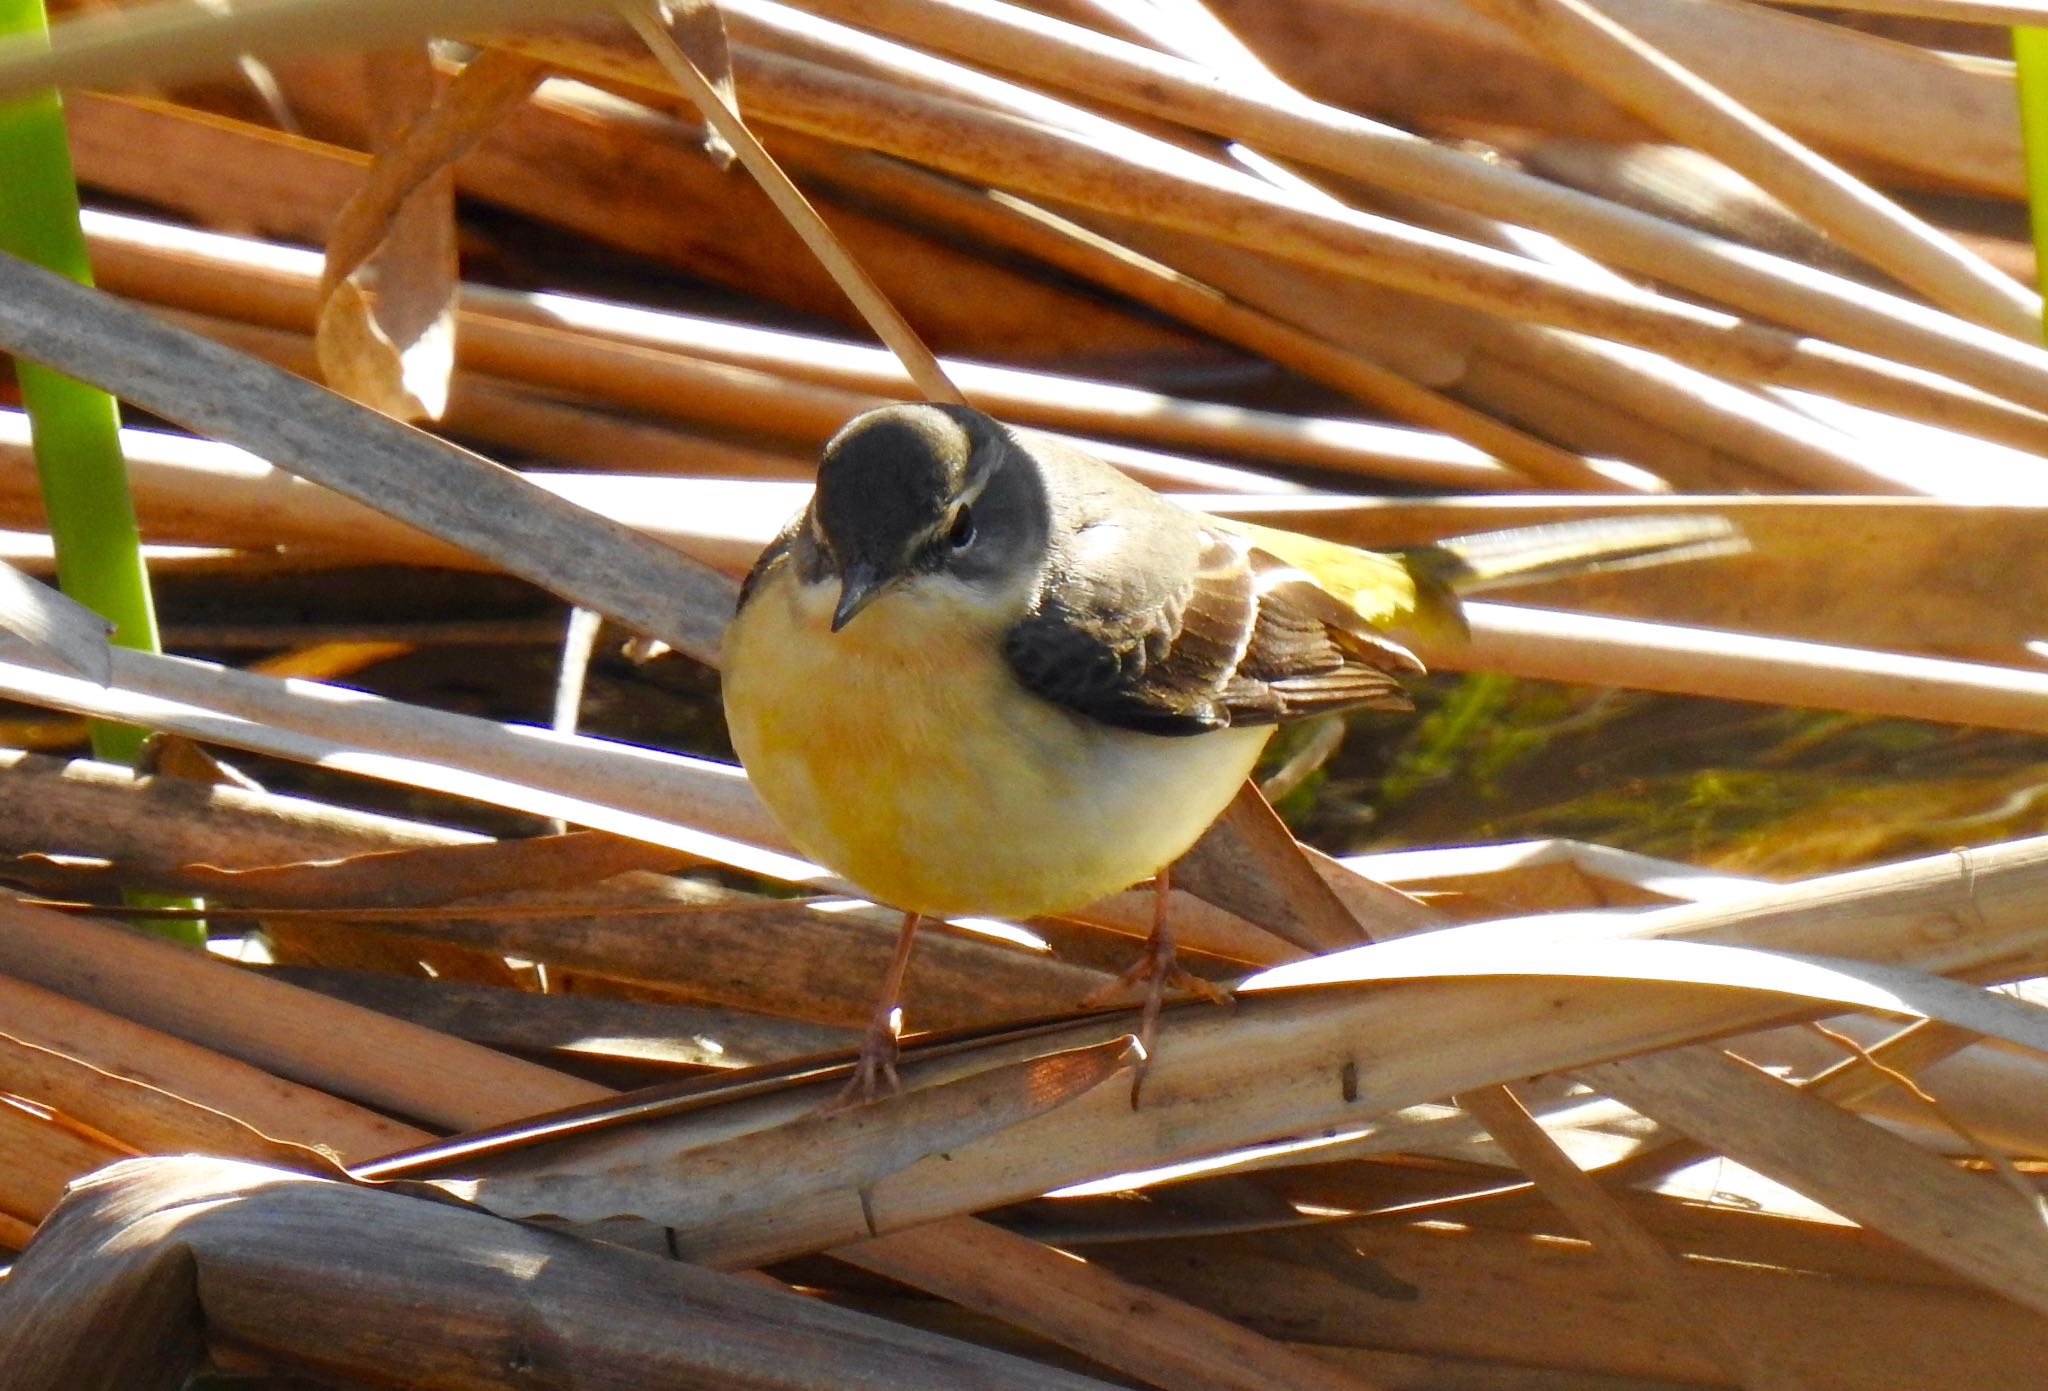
(720, 402, 1737, 1099)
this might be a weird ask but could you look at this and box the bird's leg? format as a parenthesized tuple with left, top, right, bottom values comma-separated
(834, 909, 922, 1108)
(1135, 865, 1176, 1060)
(1082, 867, 1230, 1091)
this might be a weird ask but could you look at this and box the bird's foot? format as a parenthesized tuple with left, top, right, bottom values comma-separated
(821, 1011, 904, 1113)
(1083, 926, 1233, 1108)
(1080, 937, 1229, 1013)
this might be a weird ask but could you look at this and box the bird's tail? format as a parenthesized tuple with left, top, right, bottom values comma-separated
(1216, 512, 1741, 644)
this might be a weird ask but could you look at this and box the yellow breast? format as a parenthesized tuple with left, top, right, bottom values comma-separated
(721, 563, 1270, 919)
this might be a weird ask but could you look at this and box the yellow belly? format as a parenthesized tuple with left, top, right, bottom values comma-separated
(721, 567, 1270, 919)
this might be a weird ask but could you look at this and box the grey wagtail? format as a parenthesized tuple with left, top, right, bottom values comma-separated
(722, 403, 1736, 1097)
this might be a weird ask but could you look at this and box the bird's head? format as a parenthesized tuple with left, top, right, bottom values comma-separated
(805, 403, 1048, 632)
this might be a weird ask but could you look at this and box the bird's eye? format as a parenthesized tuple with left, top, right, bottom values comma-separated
(946, 506, 976, 549)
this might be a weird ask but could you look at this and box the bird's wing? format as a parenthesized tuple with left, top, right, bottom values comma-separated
(735, 512, 807, 612)
(1004, 519, 1423, 737)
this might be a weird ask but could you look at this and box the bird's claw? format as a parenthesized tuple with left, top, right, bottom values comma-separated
(821, 1012, 904, 1113)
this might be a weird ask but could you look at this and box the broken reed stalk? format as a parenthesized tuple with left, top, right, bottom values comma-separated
(1087, 213, 1908, 493)
(1462, 0, 2040, 338)
(1313, 0, 2022, 195)
(85, 211, 1514, 489)
(0, 1157, 1128, 1391)
(772, 133, 1622, 491)
(1453, 1085, 1811, 1391)
(0, 245, 741, 665)
(1452, 603, 2048, 735)
(0, 973, 426, 1165)
(0, 0, 613, 95)
(0, 896, 610, 1131)
(1734, 0, 2048, 29)
(714, 48, 2048, 450)
(619, 0, 963, 407)
(777, 0, 2048, 408)
(442, 832, 2048, 1269)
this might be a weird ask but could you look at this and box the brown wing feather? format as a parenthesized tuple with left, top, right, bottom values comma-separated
(1006, 525, 1423, 736)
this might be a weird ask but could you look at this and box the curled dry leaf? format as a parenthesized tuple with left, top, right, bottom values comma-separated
(648, 0, 737, 167)
(315, 48, 460, 420)
(315, 46, 549, 422)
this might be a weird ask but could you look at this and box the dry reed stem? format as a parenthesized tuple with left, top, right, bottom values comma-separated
(0, 749, 482, 862)
(1455, 1086, 1811, 1391)
(518, 13, 2046, 452)
(450, 830, 2048, 1265)
(619, 1, 965, 406)
(1755, 0, 2048, 22)
(0, 972, 428, 1163)
(0, 752, 1107, 1029)
(791, 0, 2048, 410)
(1097, 1215, 2043, 1387)
(0, 641, 815, 878)
(777, 137, 1620, 490)
(1453, 603, 2048, 735)
(1227, 493, 2048, 667)
(0, 0, 609, 95)
(841, 1216, 1395, 1391)
(73, 75, 1188, 362)
(0, 1101, 128, 1227)
(0, 1029, 332, 1177)
(341, 62, 1200, 360)
(1439, 312, 1911, 494)
(1463, 0, 2039, 337)
(0, 1157, 1129, 1391)
(83, 214, 1479, 489)
(1089, 214, 1888, 493)
(1592, 1046, 2048, 1316)
(267, 969, 855, 1067)
(709, 47, 2048, 448)
(49, 307, 813, 485)
(0, 410, 484, 568)
(169, 301, 1308, 496)
(0, 249, 739, 663)
(1309, 0, 2023, 195)
(0, 559, 113, 684)
(0, 897, 609, 1130)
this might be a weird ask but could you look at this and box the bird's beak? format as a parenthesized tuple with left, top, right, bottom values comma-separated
(831, 563, 889, 632)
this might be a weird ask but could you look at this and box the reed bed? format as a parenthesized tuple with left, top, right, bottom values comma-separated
(0, 1, 2044, 1387)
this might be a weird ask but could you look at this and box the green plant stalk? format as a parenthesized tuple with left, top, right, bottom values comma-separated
(0, 0, 199, 945)
(2016, 26, 2048, 324)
